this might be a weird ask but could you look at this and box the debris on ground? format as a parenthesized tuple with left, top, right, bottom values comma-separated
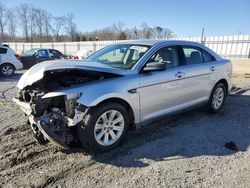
(224, 141, 239, 151)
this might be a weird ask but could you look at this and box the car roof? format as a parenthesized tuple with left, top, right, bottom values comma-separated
(30, 48, 51, 50)
(118, 40, 204, 46)
(118, 39, 222, 61)
(0, 44, 9, 48)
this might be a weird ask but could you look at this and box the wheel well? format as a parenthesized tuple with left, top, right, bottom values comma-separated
(96, 98, 135, 125)
(0, 63, 16, 70)
(216, 79, 229, 95)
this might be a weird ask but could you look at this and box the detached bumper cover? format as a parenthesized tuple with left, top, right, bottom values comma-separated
(13, 98, 75, 149)
(36, 116, 70, 149)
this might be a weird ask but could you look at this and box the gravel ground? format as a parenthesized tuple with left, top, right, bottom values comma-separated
(0, 72, 249, 188)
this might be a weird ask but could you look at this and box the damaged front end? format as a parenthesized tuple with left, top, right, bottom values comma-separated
(13, 68, 120, 149)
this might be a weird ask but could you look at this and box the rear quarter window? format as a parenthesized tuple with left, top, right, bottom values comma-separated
(202, 50, 215, 62)
(0, 47, 7, 54)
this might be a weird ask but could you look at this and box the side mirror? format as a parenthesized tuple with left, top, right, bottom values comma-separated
(143, 62, 166, 72)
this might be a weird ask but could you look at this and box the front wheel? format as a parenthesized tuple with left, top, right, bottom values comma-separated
(77, 102, 129, 153)
(208, 83, 226, 113)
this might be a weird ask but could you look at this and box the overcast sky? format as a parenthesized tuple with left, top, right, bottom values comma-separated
(3, 0, 250, 37)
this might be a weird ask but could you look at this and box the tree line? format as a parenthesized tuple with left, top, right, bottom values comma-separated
(0, 2, 175, 43)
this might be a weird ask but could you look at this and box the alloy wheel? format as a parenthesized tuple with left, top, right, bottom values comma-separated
(94, 110, 125, 146)
(212, 87, 224, 110)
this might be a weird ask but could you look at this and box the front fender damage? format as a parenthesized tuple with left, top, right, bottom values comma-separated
(14, 68, 122, 149)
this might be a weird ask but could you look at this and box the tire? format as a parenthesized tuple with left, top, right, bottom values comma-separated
(77, 102, 129, 153)
(0, 63, 15, 76)
(208, 83, 226, 113)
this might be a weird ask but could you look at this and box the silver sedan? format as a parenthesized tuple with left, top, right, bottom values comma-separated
(14, 40, 232, 152)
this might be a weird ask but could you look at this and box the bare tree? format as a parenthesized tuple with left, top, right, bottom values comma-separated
(0, 2, 7, 42)
(33, 8, 44, 40)
(50, 16, 66, 41)
(141, 23, 153, 39)
(0, 2, 176, 42)
(65, 13, 76, 41)
(43, 11, 52, 41)
(155, 26, 163, 38)
(6, 9, 17, 41)
(30, 7, 37, 42)
(162, 28, 175, 39)
(18, 4, 30, 42)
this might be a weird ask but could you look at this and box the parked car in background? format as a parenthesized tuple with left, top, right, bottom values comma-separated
(14, 40, 232, 152)
(20, 48, 64, 69)
(0, 44, 23, 76)
(62, 54, 79, 60)
(75, 49, 93, 59)
(62, 49, 93, 60)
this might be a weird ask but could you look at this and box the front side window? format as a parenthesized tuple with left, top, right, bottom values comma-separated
(147, 46, 180, 69)
(87, 44, 150, 70)
(37, 49, 49, 58)
(23, 49, 37, 56)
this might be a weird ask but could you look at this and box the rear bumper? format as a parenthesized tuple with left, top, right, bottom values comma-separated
(13, 60, 23, 70)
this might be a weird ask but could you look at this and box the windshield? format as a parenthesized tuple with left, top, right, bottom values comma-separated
(87, 44, 150, 70)
(22, 49, 37, 56)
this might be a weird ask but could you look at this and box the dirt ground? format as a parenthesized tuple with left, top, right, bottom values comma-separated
(0, 72, 249, 188)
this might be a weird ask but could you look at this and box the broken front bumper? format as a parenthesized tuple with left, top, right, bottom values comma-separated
(13, 97, 87, 149)
(13, 97, 32, 115)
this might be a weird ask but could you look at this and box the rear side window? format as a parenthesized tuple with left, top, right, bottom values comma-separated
(49, 49, 62, 58)
(0, 47, 7, 54)
(183, 47, 203, 65)
(182, 46, 215, 65)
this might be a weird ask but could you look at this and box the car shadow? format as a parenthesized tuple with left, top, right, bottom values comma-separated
(0, 72, 23, 83)
(65, 92, 250, 168)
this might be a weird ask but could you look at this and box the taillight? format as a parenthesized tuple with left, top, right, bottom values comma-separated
(15, 54, 20, 60)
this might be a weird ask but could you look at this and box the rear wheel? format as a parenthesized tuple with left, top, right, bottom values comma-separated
(208, 83, 226, 113)
(0, 64, 15, 76)
(77, 102, 129, 153)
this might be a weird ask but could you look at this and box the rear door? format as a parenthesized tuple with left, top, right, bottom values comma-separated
(178, 46, 217, 102)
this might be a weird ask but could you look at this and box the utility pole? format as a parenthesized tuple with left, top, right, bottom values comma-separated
(248, 35, 250, 58)
(201, 28, 205, 44)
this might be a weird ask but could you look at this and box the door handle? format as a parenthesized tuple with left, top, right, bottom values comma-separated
(175, 71, 185, 78)
(210, 66, 215, 72)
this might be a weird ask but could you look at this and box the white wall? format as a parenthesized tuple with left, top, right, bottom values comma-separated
(7, 35, 250, 58)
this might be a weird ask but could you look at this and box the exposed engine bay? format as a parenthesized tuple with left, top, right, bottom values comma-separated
(14, 69, 120, 148)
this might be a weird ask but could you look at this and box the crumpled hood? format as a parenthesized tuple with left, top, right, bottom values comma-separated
(17, 60, 128, 89)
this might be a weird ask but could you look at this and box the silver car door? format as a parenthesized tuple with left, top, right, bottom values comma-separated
(180, 46, 217, 102)
(139, 46, 190, 122)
